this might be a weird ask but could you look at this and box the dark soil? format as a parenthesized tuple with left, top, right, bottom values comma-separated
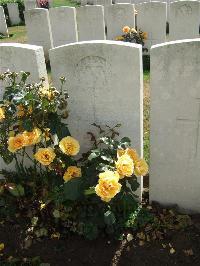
(0, 216, 200, 266)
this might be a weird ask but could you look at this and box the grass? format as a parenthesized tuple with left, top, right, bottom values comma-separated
(0, 26, 26, 43)
(53, 0, 79, 7)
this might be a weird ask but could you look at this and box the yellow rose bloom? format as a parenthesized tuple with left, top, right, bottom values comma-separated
(134, 159, 148, 177)
(95, 171, 121, 202)
(116, 154, 134, 178)
(141, 32, 148, 40)
(63, 166, 82, 182)
(126, 148, 139, 162)
(0, 107, 5, 121)
(117, 148, 139, 162)
(34, 147, 56, 166)
(59, 136, 80, 156)
(39, 87, 54, 100)
(23, 128, 41, 146)
(123, 26, 131, 33)
(8, 134, 26, 153)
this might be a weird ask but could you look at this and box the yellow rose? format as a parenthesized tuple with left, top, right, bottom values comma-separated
(116, 154, 134, 178)
(0, 107, 5, 121)
(95, 171, 121, 202)
(117, 148, 139, 162)
(63, 166, 82, 182)
(134, 159, 148, 177)
(39, 87, 54, 100)
(34, 147, 56, 166)
(59, 136, 80, 156)
(23, 128, 41, 146)
(123, 26, 131, 33)
(8, 134, 26, 153)
(141, 32, 148, 40)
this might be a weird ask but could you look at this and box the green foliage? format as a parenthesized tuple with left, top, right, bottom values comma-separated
(0, 71, 149, 241)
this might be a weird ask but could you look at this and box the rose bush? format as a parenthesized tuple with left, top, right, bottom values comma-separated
(0, 71, 149, 240)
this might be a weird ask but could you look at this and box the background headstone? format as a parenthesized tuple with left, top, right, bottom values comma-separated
(0, 43, 48, 172)
(24, 8, 53, 60)
(49, 7, 78, 47)
(7, 3, 21, 25)
(77, 5, 106, 41)
(49, 40, 144, 199)
(106, 4, 135, 40)
(136, 2, 167, 52)
(0, 6, 8, 36)
(150, 39, 200, 213)
(169, 0, 200, 41)
(24, 0, 38, 10)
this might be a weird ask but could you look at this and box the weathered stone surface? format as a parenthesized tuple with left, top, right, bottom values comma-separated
(77, 5, 106, 41)
(136, 2, 167, 52)
(150, 39, 200, 213)
(49, 40, 143, 199)
(7, 3, 21, 25)
(49, 7, 78, 47)
(24, 8, 53, 60)
(106, 4, 135, 40)
(24, 0, 38, 10)
(0, 6, 8, 36)
(169, 1, 200, 41)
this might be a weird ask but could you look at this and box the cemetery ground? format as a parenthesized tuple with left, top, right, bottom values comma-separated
(0, 6, 200, 265)
(0, 62, 200, 266)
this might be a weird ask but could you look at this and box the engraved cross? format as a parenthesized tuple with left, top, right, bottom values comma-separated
(177, 98, 200, 158)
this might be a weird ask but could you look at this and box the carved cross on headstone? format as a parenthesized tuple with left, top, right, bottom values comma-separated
(177, 98, 200, 158)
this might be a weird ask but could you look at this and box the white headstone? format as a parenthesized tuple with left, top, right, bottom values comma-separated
(49, 40, 143, 199)
(0, 7, 8, 36)
(95, 0, 112, 5)
(24, 0, 38, 10)
(115, 0, 131, 3)
(169, 1, 200, 41)
(0, 43, 48, 172)
(0, 43, 48, 85)
(24, 8, 53, 60)
(7, 3, 21, 25)
(136, 2, 167, 51)
(150, 39, 200, 213)
(77, 6, 106, 41)
(49, 7, 78, 47)
(106, 4, 135, 40)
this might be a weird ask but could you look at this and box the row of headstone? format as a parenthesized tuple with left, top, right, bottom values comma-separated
(0, 39, 200, 212)
(25, 1, 200, 59)
(24, 0, 53, 10)
(24, 4, 137, 58)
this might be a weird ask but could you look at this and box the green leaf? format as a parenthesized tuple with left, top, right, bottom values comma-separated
(22, 119, 33, 131)
(88, 150, 100, 161)
(63, 177, 83, 201)
(7, 184, 25, 197)
(104, 210, 116, 225)
(126, 178, 140, 195)
(84, 186, 95, 195)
